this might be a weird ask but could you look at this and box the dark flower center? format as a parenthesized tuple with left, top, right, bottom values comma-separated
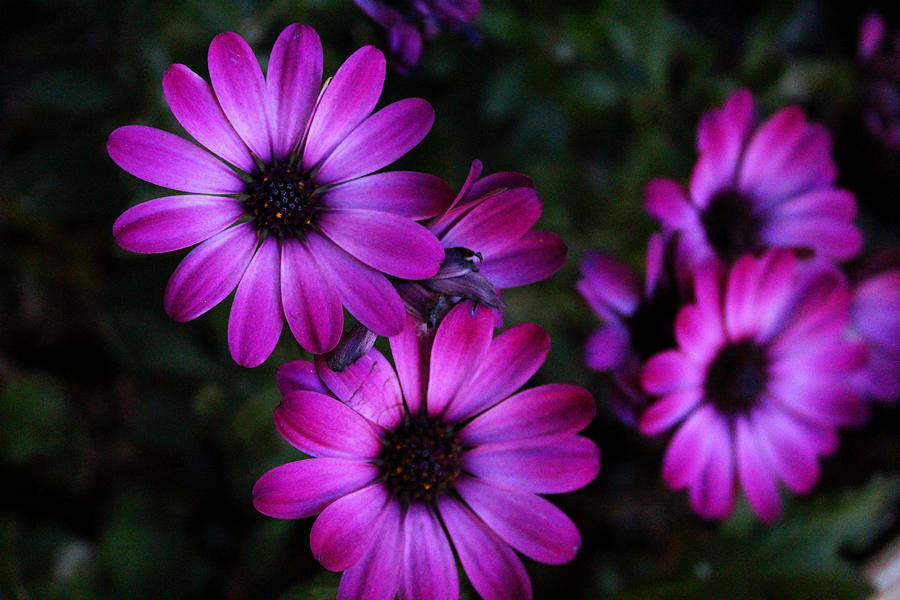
(700, 189, 764, 263)
(704, 339, 770, 415)
(244, 163, 318, 238)
(626, 284, 680, 360)
(379, 414, 462, 504)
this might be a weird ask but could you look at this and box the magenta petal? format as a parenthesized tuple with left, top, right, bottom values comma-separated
(280, 238, 343, 353)
(661, 405, 718, 489)
(207, 31, 271, 162)
(427, 302, 495, 417)
(163, 222, 257, 321)
(577, 250, 641, 318)
(337, 499, 403, 600)
(108, 126, 244, 193)
(315, 98, 434, 184)
(228, 236, 283, 367)
(323, 171, 453, 219)
(688, 416, 735, 520)
(639, 388, 703, 436)
(315, 351, 404, 429)
(753, 406, 819, 494)
(113, 194, 244, 254)
(276, 360, 329, 395)
(266, 24, 322, 159)
(583, 324, 631, 372)
(645, 178, 697, 230)
(440, 188, 542, 254)
(389, 314, 432, 416)
(162, 64, 255, 172)
(274, 390, 382, 459)
(400, 504, 458, 600)
(724, 253, 762, 340)
(674, 305, 723, 364)
(463, 437, 600, 494)
(770, 188, 856, 220)
(311, 483, 391, 571)
(736, 416, 781, 523)
(479, 230, 567, 288)
(641, 350, 703, 395)
(456, 476, 581, 565)
(305, 234, 405, 336)
(303, 46, 385, 169)
(318, 208, 443, 279)
(252, 458, 378, 519)
(446, 323, 550, 422)
(760, 217, 863, 261)
(439, 497, 531, 600)
(460, 383, 594, 446)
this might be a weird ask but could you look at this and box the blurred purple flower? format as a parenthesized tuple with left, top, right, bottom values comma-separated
(354, 0, 482, 73)
(577, 233, 683, 424)
(397, 160, 567, 328)
(850, 261, 900, 403)
(639, 251, 867, 522)
(857, 12, 900, 150)
(254, 301, 599, 600)
(108, 24, 450, 367)
(646, 89, 862, 272)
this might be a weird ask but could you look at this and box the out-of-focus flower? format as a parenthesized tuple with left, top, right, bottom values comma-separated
(254, 301, 599, 600)
(577, 233, 683, 424)
(639, 251, 867, 522)
(108, 24, 450, 367)
(858, 12, 900, 150)
(354, 0, 482, 73)
(646, 90, 862, 272)
(397, 160, 567, 328)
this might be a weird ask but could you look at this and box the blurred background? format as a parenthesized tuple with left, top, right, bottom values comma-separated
(2, 0, 900, 598)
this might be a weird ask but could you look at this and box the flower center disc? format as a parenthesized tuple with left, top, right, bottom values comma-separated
(701, 190, 763, 263)
(704, 339, 770, 415)
(379, 414, 462, 504)
(244, 164, 316, 237)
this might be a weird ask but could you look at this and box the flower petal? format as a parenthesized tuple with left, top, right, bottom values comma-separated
(463, 437, 600, 494)
(478, 230, 567, 288)
(227, 236, 283, 367)
(687, 415, 735, 520)
(645, 178, 697, 230)
(735, 416, 781, 523)
(460, 383, 594, 446)
(315, 350, 404, 429)
(456, 476, 581, 565)
(724, 253, 762, 340)
(252, 458, 378, 519)
(400, 503, 458, 600)
(113, 194, 244, 254)
(438, 497, 532, 600)
(266, 24, 322, 159)
(163, 222, 257, 321)
(337, 498, 403, 600)
(641, 350, 703, 396)
(674, 305, 723, 364)
(661, 404, 718, 489)
(439, 187, 541, 254)
(446, 323, 550, 422)
(162, 64, 255, 171)
(583, 324, 631, 372)
(280, 237, 343, 353)
(577, 250, 641, 318)
(208, 31, 271, 162)
(639, 388, 703, 436)
(108, 126, 244, 193)
(388, 314, 433, 416)
(317, 208, 443, 279)
(753, 405, 820, 494)
(426, 302, 495, 417)
(322, 171, 453, 219)
(305, 233, 405, 336)
(315, 98, 434, 184)
(759, 217, 863, 261)
(276, 360, 329, 395)
(303, 46, 385, 169)
(311, 483, 392, 571)
(274, 390, 382, 459)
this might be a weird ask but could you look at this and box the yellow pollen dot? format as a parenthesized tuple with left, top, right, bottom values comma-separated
(275, 212, 282, 219)
(423, 483, 432, 490)
(395, 467, 403, 474)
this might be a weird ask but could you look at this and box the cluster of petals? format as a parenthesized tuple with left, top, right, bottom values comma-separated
(354, 0, 482, 73)
(857, 12, 900, 150)
(638, 251, 867, 522)
(850, 261, 900, 403)
(108, 24, 450, 367)
(253, 301, 599, 600)
(645, 89, 863, 273)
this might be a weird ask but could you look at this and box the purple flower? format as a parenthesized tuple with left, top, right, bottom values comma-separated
(577, 233, 682, 424)
(857, 13, 900, 150)
(108, 24, 450, 367)
(646, 90, 863, 272)
(851, 265, 900, 403)
(639, 251, 867, 522)
(354, 0, 482, 73)
(396, 160, 568, 328)
(254, 301, 599, 600)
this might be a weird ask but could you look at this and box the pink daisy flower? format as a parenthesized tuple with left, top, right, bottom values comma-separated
(645, 89, 863, 271)
(254, 301, 599, 600)
(108, 24, 449, 367)
(639, 251, 867, 522)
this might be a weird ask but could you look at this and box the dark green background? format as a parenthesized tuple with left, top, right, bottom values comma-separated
(2, 1, 900, 598)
